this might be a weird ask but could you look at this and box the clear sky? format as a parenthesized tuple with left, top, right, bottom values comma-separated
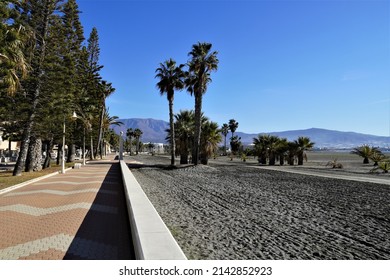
(77, 0, 390, 136)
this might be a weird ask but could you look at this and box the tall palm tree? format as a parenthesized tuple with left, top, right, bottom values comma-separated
(126, 128, 134, 156)
(133, 128, 143, 155)
(155, 58, 185, 165)
(295, 136, 315, 165)
(228, 119, 239, 139)
(97, 81, 115, 158)
(186, 42, 218, 165)
(102, 109, 123, 156)
(221, 123, 229, 155)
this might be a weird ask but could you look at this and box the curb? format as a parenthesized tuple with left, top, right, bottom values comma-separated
(119, 160, 187, 260)
(0, 167, 73, 196)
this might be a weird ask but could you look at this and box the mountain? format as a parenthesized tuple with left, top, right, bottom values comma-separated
(111, 119, 390, 148)
(112, 118, 169, 143)
(236, 128, 389, 148)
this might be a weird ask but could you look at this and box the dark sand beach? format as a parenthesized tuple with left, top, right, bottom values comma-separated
(129, 153, 390, 260)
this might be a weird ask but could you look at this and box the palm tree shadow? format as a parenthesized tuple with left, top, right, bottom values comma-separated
(127, 162, 194, 170)
(63, 163, 135, 260)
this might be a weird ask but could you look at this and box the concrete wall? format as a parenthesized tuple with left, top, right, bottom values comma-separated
(119, 160, 187, 260)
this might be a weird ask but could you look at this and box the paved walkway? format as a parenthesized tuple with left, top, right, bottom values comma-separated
(0, 156, 135, 260)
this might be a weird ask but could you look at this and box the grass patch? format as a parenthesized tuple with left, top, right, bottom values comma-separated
(0, 162, 75, 191)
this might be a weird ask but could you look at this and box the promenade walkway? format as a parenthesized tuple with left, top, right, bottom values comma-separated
(0, 156, 135, 260)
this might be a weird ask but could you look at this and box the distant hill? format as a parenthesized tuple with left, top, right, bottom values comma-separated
(112, 118, 169, 143)
(111, 119, 390, 148)
(236, 128, 389, 148)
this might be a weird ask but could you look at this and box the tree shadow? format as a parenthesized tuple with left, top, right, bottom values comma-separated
(63, 163, 135, 260)
(127, 162, 194, 170)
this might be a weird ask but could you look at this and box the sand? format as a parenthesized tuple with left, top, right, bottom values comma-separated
(128, 154, 390, 260)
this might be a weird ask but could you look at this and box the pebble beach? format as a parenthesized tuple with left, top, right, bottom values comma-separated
(129, 154, 390, 260)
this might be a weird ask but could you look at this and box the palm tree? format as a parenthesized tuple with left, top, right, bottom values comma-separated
(221, 123, 229, 155)
(186, 42, 219, 165)
(0, 13, 29, 96)
(295, 136, 315, 165)
(102, 109, 123, 156)
(370, 160, 390, 173)
(174, 110, 195, 164)
(253, 134, 269, 164)
(97, 81, 115, 159)
(369, 150, 385, 166)
(228, 119, 239, 139)
(155, 58, 185, 165)
(351, 145, 382, 164)
(200, 120, 221, 164)
(267, 135, 280, 166)
(287, 141, 299, 165)
(133, 128, 143, 155)
(126, 128, 134, 156)
(275, 138, 289, 166)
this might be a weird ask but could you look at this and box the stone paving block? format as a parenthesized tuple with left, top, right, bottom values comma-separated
(0, 157, 134, 260)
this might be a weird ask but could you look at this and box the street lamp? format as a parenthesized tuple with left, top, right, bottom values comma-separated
(72, 111, 86, 166)
(61, 116, 66, 174)
(119, 131, 124, 160)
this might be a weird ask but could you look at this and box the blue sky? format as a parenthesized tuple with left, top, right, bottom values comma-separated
(77, 0, 390, 136)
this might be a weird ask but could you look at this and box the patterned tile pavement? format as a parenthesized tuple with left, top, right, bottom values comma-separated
(0, 156, 135, 260)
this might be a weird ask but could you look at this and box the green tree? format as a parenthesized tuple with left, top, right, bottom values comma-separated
(186, 42, 218, 165)
(275, 138, 289, 166)
(126, 128, 134, 156)
(0, 1, 29, 96)
(351, 145, 382, 164)
(133, 128, 143, 155)
(221, 123, 229, 155)
(155, 58, 185, 165)
(97, 81, 115, 158)
(13, 0, 60, 176)
(166, 110, 195, 164)
(253, 134, 269, 164)
(266, 135, 280, 166)
(228, 119, 238, 139)
(287, 141, 298, 165)
(295, 136, 315, 165)
(200, 120, 221, 164)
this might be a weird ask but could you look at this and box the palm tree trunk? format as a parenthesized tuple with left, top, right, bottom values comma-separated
(169, 98, 175, 165)
(129, 136, 132, 156)
(269, 152, 276, 165)
(192, 92, 202, 165)
(8, 136, 12, 157)
(43, 138, 52, 169)
(90, 134, 94, 160)
(224, 135, 227, 155)
(96, 105, 105, 159)
(298, 152, 304, 165)
(67, 144, 76, 162)
(279, 154, 285, 166)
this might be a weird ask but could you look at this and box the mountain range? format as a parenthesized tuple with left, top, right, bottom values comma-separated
(111, 118, 390, 149)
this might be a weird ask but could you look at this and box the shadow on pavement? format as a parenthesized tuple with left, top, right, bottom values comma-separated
(63, 163, 135, 260)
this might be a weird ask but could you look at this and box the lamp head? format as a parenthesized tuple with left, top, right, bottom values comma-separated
(72, 111, 77, 120)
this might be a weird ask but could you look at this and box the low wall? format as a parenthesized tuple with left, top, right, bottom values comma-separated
(119, 160, 187, 260)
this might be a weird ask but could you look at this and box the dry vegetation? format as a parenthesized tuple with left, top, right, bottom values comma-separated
(0, 162, 75, 191)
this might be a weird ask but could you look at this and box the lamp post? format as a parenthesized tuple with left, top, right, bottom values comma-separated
(119, 131, 123, 160)
(71, 111, 87, 166)
(61, 117, 66, 174)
